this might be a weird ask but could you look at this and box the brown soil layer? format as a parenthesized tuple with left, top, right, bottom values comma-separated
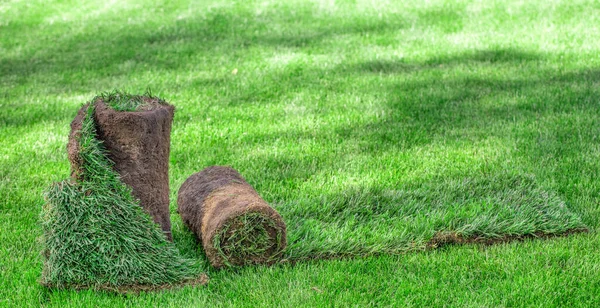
(66, 103, 89, 179)
(41, 274, 209, 294)
(426, 228, 589, 249)
(177, 166, 287, 268)
(67, 98, 175, 240)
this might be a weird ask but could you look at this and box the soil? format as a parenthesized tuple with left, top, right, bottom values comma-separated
(67, 98, 175, 241)
(177, 166, 287, 268)
(426, 228, 589, 249)
(66, 103, 89, 179)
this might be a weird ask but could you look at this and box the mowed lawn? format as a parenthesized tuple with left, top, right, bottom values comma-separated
(1, 0, 600, 306)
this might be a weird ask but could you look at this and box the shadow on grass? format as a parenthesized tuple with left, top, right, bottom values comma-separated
(219, 52, 600, 229)
(0, 5, 407, 128)
(231, 58, 600, 175)
(2, 0, 599, 227)
(350, 48, 542, 74)
(2, 1, 595, 132)
(0, 3, 410, 83)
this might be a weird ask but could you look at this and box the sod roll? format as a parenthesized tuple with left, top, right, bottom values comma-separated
(67, 97, 174, 240)
(177, 166, 287, 268)
(42, 100, 203, 290)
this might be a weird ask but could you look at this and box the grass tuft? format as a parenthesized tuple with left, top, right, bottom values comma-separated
(40, 101, 202, 290)
(95, 89, 166, 111)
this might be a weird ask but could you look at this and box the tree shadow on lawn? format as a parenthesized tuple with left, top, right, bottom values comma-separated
(348, 48, 543, 74)
(169, 48, 600, 262)
(334, 68, 600, 153)
(336, 61, 600, 224)
(2, 1, 462, 128)
(242, 62, 599, 257)
(228, 53, 599, 167)
(0, 3, 410, 88)
(2, 0, 598, 237)
(220, 50, 600, 230)
(0, 14, 402, 128)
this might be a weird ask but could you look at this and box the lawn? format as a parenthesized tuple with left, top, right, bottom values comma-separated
(1, 0, 600, 306)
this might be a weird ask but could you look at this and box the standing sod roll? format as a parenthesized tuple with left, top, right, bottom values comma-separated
(67, 92, 175, 241)
(177, 166, 287, 268)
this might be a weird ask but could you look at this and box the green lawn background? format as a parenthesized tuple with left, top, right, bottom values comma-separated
(1, 0, 600, 306)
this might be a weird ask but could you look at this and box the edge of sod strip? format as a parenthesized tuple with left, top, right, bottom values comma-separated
(40, 97, 206, 292)
(278, 173, 588, 262)
(427, 228, 589, 249)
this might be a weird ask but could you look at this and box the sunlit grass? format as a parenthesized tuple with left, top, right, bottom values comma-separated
(1, 0, 600, 306)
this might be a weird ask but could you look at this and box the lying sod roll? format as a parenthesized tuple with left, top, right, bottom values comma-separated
(67, 92, 174, 240)
(177, 166, 287, 268)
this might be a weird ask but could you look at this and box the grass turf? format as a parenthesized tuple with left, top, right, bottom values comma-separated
(282, 173, 584, 260)
(98, 90, 166, 111)
(1, 0, 600, 306)
(41, 102, 202, 290)
(213, 212, 285, 267)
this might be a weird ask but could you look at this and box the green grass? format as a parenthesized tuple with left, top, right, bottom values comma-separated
(282, 173, 585, 260)
(95, 90, 167, 111)
(41, 103, 202, 290)
(1, 0, 600, 306)
(99, 90, 153, 112)
(213, 212, 285, 267)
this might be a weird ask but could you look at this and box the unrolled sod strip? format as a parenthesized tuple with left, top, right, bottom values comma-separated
(67, 98, 175, 240)
(177, 166, 287, 268)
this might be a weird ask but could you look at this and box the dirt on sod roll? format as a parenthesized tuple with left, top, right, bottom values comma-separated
(67, 96, 174, 240)
(177, 166, 287, 268)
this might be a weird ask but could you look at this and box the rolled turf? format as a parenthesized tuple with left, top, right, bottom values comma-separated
(177, 166, 287, 268)
(40, 94, 204, 291)
(67, 91, 174, 240)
